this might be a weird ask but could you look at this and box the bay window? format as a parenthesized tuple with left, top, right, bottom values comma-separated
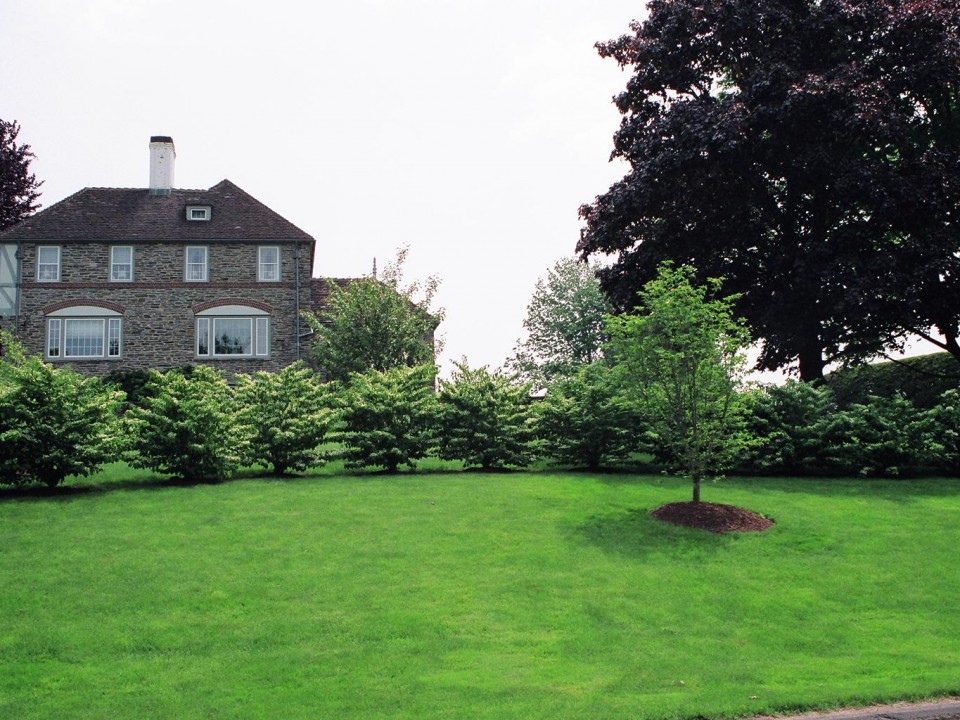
(195, 305, 270, 358)
(46, 308, 122, 360)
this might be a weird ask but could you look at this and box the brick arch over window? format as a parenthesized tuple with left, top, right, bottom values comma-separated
(42, 301, 125, 360)
(42, 299, 126, 315)
(192, 298, 273, 314)
(193, 301, 273, 359)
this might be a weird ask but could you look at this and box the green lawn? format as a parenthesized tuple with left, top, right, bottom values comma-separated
(1, 468, 958, 719)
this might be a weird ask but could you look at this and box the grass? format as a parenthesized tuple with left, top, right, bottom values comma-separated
(1, 467, 958, 719)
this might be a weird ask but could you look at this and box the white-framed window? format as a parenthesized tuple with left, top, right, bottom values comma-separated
(195, 305, 270, 358)
(186, 205, 211, 221)
(185, 246, 208, 281)
(110, 246, 133, 281)
(45, 307, 122, 360)
(37, 246, 61, 282)
(258, 246, 280, 282)
(47, 318, 61, 358)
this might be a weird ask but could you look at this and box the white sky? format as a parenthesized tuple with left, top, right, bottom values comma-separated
(1, 0, 644, 374)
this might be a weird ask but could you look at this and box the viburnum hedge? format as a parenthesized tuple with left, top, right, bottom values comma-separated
(124, 365, 246, 482)
(234, 362, 333, 475)
(0, 332, 123, 487)
(740, 382, 958, 477)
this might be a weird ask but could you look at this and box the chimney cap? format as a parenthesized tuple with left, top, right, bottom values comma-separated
(150, 135, 174, 144)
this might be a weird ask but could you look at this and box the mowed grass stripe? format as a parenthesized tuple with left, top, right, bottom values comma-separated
(1, 472, 958, 719)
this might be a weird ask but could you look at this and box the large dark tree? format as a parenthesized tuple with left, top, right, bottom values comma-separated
(578, 1, 960, 381)
(0, 119, 42, 231)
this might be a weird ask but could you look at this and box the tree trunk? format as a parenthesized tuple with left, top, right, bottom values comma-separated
(797, 341, 825, 383)
(692, 473, 701, 504)
(943, 335, 960, 367)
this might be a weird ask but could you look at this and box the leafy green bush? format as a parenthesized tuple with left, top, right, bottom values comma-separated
(235, 363, 332, 475)
(742, 382, 948, 477)
(101, 368, 153, 408)
(124, 365, 245, 481)
(926, 389, 960, 475)
(741, 381, 837, 475)
(535, 362, 640, 470)
(819, 395, 937, 477)
(332, 364, 438, 473)
(437, 360, 534, 470)
(0, 332, 123, 487)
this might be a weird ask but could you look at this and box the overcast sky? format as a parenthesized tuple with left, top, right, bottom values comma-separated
(1, 0, 646, 373)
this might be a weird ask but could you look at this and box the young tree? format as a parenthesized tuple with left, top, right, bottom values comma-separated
(437, 360, 534, 470)
(0, 119, 42, 231)
(332, 364, 437, 473)
(303, 247, 443, 382)
(534, 361, 640, 471)
(507, 257, 611, 384)
(0, 332, 122, 487)
(125, 365, 246, 482)
(234, 362, 332, 475)
(578, 1, 960, 380)
(607, 264, 751, 503)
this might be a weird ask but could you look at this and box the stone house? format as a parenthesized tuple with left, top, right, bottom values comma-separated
(0, 137, 317, 375)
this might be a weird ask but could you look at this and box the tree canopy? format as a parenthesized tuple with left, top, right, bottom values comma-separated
(303, 247, 442, 382)
(0, 119, 42, 231)
(578, 0, 960, 381)
(507, 257, 610, 384)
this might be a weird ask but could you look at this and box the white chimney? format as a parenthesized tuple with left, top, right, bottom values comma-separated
(148, 136, 175, 194)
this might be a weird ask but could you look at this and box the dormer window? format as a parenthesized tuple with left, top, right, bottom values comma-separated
(186, 206, 211, 221)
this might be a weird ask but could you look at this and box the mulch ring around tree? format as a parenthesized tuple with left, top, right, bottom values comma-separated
(651, 502, 774, 534)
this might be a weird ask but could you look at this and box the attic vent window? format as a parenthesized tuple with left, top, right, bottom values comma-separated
(187, 206, 211, 221)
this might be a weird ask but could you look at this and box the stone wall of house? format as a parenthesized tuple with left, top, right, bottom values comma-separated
(15, 240, 312, 376)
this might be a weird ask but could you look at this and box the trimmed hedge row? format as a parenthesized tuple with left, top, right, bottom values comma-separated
(826, 352, 960, 409)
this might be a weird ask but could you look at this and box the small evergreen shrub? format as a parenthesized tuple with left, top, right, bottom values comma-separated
(101, 368, 153, 408)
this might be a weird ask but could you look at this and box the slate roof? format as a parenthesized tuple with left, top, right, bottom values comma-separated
(0, 179, 313, 242)
(309, 277, 357, 314)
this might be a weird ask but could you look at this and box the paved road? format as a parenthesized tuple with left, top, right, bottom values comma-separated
(753, 700, 960, 720)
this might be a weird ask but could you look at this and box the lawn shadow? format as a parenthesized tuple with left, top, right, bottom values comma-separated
(723, 475, 960, 503)
(0, 474, 230, 502)
(573, 506, 730, 560)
